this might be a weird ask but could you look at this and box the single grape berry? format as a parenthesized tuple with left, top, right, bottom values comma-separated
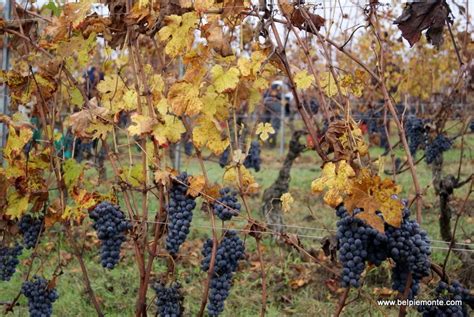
(243, 141, 261, 172)
(18, 215, 44, 249)
(0, 244, 23, 281)
(90, 202, 131, 269)
(165, 172, 196, 255)
(21, 276, 59, 317)
(212, 188, 241, 221)
(201, 231, 245, 316)
(152, 282, 184, 317)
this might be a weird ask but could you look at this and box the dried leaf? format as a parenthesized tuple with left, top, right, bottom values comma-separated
(187, 175, 206, 197)
(394, 1, 451, 48)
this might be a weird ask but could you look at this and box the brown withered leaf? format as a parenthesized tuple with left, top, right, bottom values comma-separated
(278, 0, 324, 32)
(187, 175, 206, 197)
(394, 0, 452, 48)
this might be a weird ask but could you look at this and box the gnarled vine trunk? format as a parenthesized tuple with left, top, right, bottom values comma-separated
(261, 130, 306, 233)
(432, 155, 474, 286)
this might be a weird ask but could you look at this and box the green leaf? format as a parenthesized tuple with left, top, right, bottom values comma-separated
(63, 158, 84, 190)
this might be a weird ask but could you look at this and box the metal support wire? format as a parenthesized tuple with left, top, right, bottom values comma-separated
(1, 0, 12, 163)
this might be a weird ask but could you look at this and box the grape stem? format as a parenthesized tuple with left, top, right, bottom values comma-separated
(66, 229, 104, 317)
(334, 287, 350, 317)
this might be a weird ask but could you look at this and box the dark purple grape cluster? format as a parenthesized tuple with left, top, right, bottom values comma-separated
(184, 141, 193, 156)
(152, 282, 184, 317)
(385, 208, 431, 298)
(418, 280, 472, 316)
(201, 231, 245, 316)
(90, 202, 131, 269)
(18, 215, 44, 249)
(405, 115, 427, 155)
(425, 134, 452, 164)
(21, 276, 59, 317)
(219, 147, 230, 168)
(243, 141, 261, 172)
(336, 205, 387, 288)
(0, 244, 23, 281)
(166, 172, 196, 255)
(470, 120, 474, 133)
(212, 188, 241, 221)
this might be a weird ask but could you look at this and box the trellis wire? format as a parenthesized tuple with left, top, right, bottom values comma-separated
(127, 218, 474, 253)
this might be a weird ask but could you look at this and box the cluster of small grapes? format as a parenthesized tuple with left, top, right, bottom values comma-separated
(18, 215, 44, 249)
(21, 276, 59, 317)
(166, 172, 196, 255)
(385, 208, 431, 299)
(201, 231, 245, 316)
(424, 134, 452, 164)
(418, 280, 472, 316)
(470, 120, 474, 133)
(90, 202, 132, 269)
(212, 188, 241, 221)
(405, 115, 427, 155)
(184, 141, 193, 156)
(218, 147, 230, 168)
(243, 141, 261, 172)
(0, 244, 23, 281)
(336, 206, 387, 288)
(152, 282, 184, 317)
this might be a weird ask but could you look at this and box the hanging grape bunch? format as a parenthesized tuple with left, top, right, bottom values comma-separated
(201, 231, 245, 316)
(212, 188, 241, 221)
(0, 244, 23, 281)
(335, 205, 387, 288)
(418, 280, 473, 316)
(424, 134, 452, 164)
(21, 276, 59, 317)
(152, 282, 184, 317)
(243, 141, 261, 172)
(165, 172, 196, 255)
(89, 202, 132, 269)
(218, 147, 230, 168)
(405, 115, 427, 156)
(18, 215, 44, 249)
(386, 207, 431, 299)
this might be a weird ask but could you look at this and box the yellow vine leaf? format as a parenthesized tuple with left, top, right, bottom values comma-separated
(192, 117, 229, 155)
(345, 169, 403, 230)
(195, 0, 214, 12)
(223, 166, 259, 194)
(6, 190, 29, 219)
(4, 126, 33, 159)
(187, 175, 206, 197)
(158, 12, 199, 57)
(237, 51, 266, 77)
(168, 82, 202, 116)
(201, 88, 229, 120)
(152, 114, 186, 145)
(211, 65, 240, 93)
(294, 70, 314, 90)
(63, 159, 84, 191)
(120, 165, 144, 188)
(311, 160, 355, 207)
(154, 170, 171, 187)
(256, 122, 275, 141)
(128, 114, 157, 136)
(320, 72, 342, 97)
(280, 193, 294, 213)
